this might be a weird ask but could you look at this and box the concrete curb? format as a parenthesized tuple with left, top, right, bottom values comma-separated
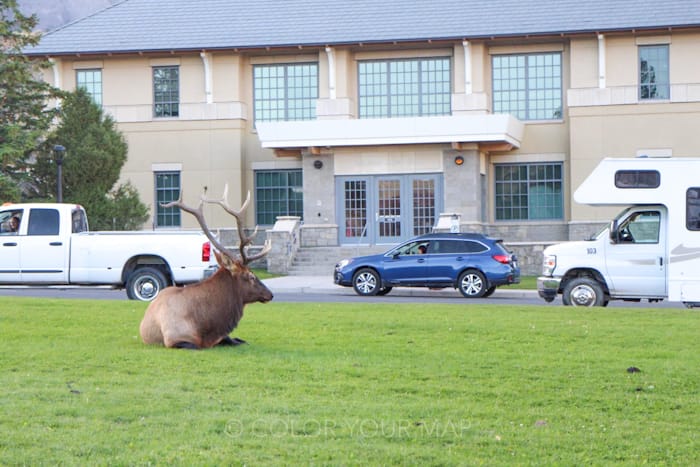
(262, 275, 538, 298)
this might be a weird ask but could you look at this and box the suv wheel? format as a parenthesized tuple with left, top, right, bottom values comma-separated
(457, 269, 487, 298)
(352, 268, 381, 296)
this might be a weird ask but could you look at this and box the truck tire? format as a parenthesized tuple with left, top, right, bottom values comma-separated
(458, 269, 487, 298)
(562, 277, 606, 307)
(352, 268, 381, 296)
(126, 267, 168, 301)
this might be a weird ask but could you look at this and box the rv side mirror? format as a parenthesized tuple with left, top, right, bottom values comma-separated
(609, 219, 619, 243)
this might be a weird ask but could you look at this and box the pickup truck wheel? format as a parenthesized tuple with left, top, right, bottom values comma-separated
(352, 268, 380, 296)
(458, 269, 487, 298)
(126, 267, 168, 301)
(562, 277, 605, 307)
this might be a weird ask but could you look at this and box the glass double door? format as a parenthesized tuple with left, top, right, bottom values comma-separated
(337, 174, 442, 245)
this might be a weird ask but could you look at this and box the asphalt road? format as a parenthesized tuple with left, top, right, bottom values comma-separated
(0, 285, 683, 308)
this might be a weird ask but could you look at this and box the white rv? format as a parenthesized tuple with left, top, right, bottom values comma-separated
(537, 157, 700, 308)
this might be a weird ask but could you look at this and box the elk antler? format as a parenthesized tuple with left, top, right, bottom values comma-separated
(162, 185, 271, 265)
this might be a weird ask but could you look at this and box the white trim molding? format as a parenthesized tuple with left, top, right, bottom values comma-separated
(257, 114, 524, 149)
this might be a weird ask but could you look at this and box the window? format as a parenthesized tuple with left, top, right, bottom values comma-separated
(412, 178, 436, 236)
(253, 63, 318, 122)
(153, 66, 179, 117)
(154, 172, 181, 227)
(358, 58, 451, 118)
(76, 69, 102, 105)
(615, 170, 660, 189)
(0, 209, 23, 235)
(495, 163, 563, 220)
(344, 180, 367, 238)
(255, 170, 303, 225)
(619, 211, 660, 244)
(71, 208, 88, 233)
(434, 240, 487, 254)
(687, 188, 700, 231)
(27, 209, 60, 236)
(639, 45, 669, 100)
(492, 53, 562, 120)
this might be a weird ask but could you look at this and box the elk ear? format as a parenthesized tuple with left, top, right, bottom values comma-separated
(214, 250, 242, 272)
(214, 250, 225, 267)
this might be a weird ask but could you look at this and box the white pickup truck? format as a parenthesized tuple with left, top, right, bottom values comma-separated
(0, 203, 215, 301)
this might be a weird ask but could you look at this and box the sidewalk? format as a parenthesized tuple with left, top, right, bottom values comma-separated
(262, 275, 538, 298)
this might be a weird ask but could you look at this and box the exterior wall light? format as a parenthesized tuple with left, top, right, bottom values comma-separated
(454, 155, 464, 166)
(313, 160, 323, 169)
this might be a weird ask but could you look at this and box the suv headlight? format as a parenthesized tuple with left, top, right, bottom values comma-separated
(543, 254, 557, 276)
(336, 259, 352, 269)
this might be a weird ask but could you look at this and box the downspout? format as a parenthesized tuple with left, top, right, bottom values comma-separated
(49, 57, 61, 90)
(598, 34, 606, 89)
(462, 41, 472, 94)
(200, 51, 213, 104)
(49, 57, 62, 109)
(325, 46, 336, 99)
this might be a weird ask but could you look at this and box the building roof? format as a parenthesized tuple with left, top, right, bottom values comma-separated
(25, 0, 700, 56)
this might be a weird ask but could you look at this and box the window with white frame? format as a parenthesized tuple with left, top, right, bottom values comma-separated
(495, 162, 563, 220)
(154, 171, 181, 227)
(492, 53, 562, 120)
(253, 63, 318, 123)
(358, 57, 451, 118)
(639, 44, 669, 100)
(255, 170, 303, 225)
(76, 69, 102, 105)
(153, 66, 179, 118)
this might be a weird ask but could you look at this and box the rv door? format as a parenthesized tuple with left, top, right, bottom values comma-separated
(604, 207, 666, 297)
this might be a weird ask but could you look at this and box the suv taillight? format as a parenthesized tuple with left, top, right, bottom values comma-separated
(202, 242, 211, 262)
(492, 254, 510, 264)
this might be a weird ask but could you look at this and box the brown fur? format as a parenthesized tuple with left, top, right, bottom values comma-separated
(139, 251, 273, 349)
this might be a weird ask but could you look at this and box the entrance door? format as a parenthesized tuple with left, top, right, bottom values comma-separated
(337, 174, 442, 245)
(377, 177, 402, 243)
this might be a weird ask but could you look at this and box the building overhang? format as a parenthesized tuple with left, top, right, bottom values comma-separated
(256, 114, 524, 156)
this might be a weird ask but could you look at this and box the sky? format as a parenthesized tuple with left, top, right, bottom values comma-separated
(17, 0, 119, 31)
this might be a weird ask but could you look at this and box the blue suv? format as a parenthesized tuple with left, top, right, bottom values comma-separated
(334, 233, 520, 297)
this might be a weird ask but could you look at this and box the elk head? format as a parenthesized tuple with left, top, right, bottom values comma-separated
(139, 186, 273, 349)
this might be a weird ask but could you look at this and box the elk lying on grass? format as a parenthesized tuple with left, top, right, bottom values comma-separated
(139, 187, 273, 349)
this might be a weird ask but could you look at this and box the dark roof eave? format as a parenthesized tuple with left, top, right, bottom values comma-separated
(24, 23, 700, 58)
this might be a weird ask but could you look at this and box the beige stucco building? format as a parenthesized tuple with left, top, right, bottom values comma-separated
(26, 1, 700, 272)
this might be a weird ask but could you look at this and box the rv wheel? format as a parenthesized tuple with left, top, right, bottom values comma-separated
(562, 277, 606, 307)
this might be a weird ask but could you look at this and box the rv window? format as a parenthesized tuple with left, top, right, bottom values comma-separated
(614, 170, 660, 189)
(618, 211, 660, 244)
(687, 188, 700, 231)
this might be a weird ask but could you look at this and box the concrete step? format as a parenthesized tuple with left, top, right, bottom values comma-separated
(287, 245, 388, 276)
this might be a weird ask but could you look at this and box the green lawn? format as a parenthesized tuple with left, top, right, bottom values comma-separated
(1, 297, 698, 465)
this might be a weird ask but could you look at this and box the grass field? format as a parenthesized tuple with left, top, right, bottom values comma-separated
(1, 297, 698, 465)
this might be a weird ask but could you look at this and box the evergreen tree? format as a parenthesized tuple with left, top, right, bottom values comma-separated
(34, 88, 149, 230)
(0, 0, 61, 201)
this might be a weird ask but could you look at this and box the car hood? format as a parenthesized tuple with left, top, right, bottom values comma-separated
(336, 252, 388, 266)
